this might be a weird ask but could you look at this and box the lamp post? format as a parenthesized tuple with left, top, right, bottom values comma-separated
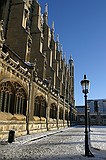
(87, 107, 90, 132)
(81, 74, 94, 157)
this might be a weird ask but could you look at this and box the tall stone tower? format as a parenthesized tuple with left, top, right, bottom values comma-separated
(69, 55, 74, 105)
(30, 0, 47, 79)
(0, 0, 32, 62)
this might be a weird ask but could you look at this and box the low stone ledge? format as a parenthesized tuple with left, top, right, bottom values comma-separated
(33, 116, 40, 121)
(0, 112, 13, 121)
(11, 114, 26, 121)
(40, 117, 46, 122)
(33, 116, 46, 122)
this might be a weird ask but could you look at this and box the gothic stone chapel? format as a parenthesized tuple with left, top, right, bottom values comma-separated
(0, 0, 77, 139)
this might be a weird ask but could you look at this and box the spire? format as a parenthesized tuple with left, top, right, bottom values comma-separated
(56, 34, 59, 50)
(43, 3, 48, 24)
(63, 52, 66, 62)
(40, 14, 43, 32)
(45, 3, 48, 13)
(52, 21, 54, 31)
(60, 44, 62, 52)
(70, 54, 73, 61)
(69, 54, 74, 66)
(69, 54, 74, 77)
(66, 54, 67, 65)
(51, 21, 54, 39)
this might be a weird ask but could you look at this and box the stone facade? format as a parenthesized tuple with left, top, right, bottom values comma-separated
(0, 0, 77, 140)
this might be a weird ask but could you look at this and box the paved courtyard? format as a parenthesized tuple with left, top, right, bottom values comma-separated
(0, 126, 106, 160)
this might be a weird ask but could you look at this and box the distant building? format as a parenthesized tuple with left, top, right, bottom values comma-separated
(76, 99, 106, 125)
(88, 99, 106, 125)
(76, 106, 85, 125)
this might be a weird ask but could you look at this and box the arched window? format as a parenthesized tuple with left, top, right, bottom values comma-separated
(50, 103, 57, 119)
(0, 81, 27, 115)
(34, 97, 40, 117)
(11, 82, 27, 115)
(34, 96, 46, 118)
(34, 96, 40, 117)
(54, 106, 57, 119)
(59, 108, 63, 120)
(65, 110, 68, 120)
(14, 86, 26, 115)
(0, 82, 13, 113)
(41, 99, 46, 118)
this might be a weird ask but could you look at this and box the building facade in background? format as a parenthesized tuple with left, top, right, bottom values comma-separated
(0, 0, 77, 139)
(88, 99, 106, 125)
(76, 99, 106, 125)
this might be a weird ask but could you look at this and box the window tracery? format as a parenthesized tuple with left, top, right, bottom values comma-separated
(50, 103, 57, 119)
(0, 81, 27, 115)
(0, 82, 13, 113)
(34, 96, 40, 117)
(34, 95, 46, 118)
(65, 110, 68, 120)
(59, 107, 63, 120)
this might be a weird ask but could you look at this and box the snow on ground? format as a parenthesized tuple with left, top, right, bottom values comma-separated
(0, 126, 106, 160)
(90, 126, 106, 159)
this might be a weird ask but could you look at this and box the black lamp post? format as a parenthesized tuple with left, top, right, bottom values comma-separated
(81, 75, 94, 157)
(87, 107, 90, 132)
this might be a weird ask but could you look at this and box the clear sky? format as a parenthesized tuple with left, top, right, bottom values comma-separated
(39, 0, 106, 106)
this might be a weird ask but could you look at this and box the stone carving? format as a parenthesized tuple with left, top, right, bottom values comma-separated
(25, 36, 32, 62)
(40, 14, 43, 32)
(0, 20, 5, 50)
(43, 3, 48, 24)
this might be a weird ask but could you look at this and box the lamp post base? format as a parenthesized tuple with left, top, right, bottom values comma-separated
(85, 146, 94, 157)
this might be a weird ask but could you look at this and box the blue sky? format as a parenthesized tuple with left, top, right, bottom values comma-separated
(39, 0, 106, 106)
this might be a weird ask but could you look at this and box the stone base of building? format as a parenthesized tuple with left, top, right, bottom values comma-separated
(0, 114, 68, 140)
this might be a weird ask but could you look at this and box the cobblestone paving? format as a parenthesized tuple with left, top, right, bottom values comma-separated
(0, 127, 106, 160)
